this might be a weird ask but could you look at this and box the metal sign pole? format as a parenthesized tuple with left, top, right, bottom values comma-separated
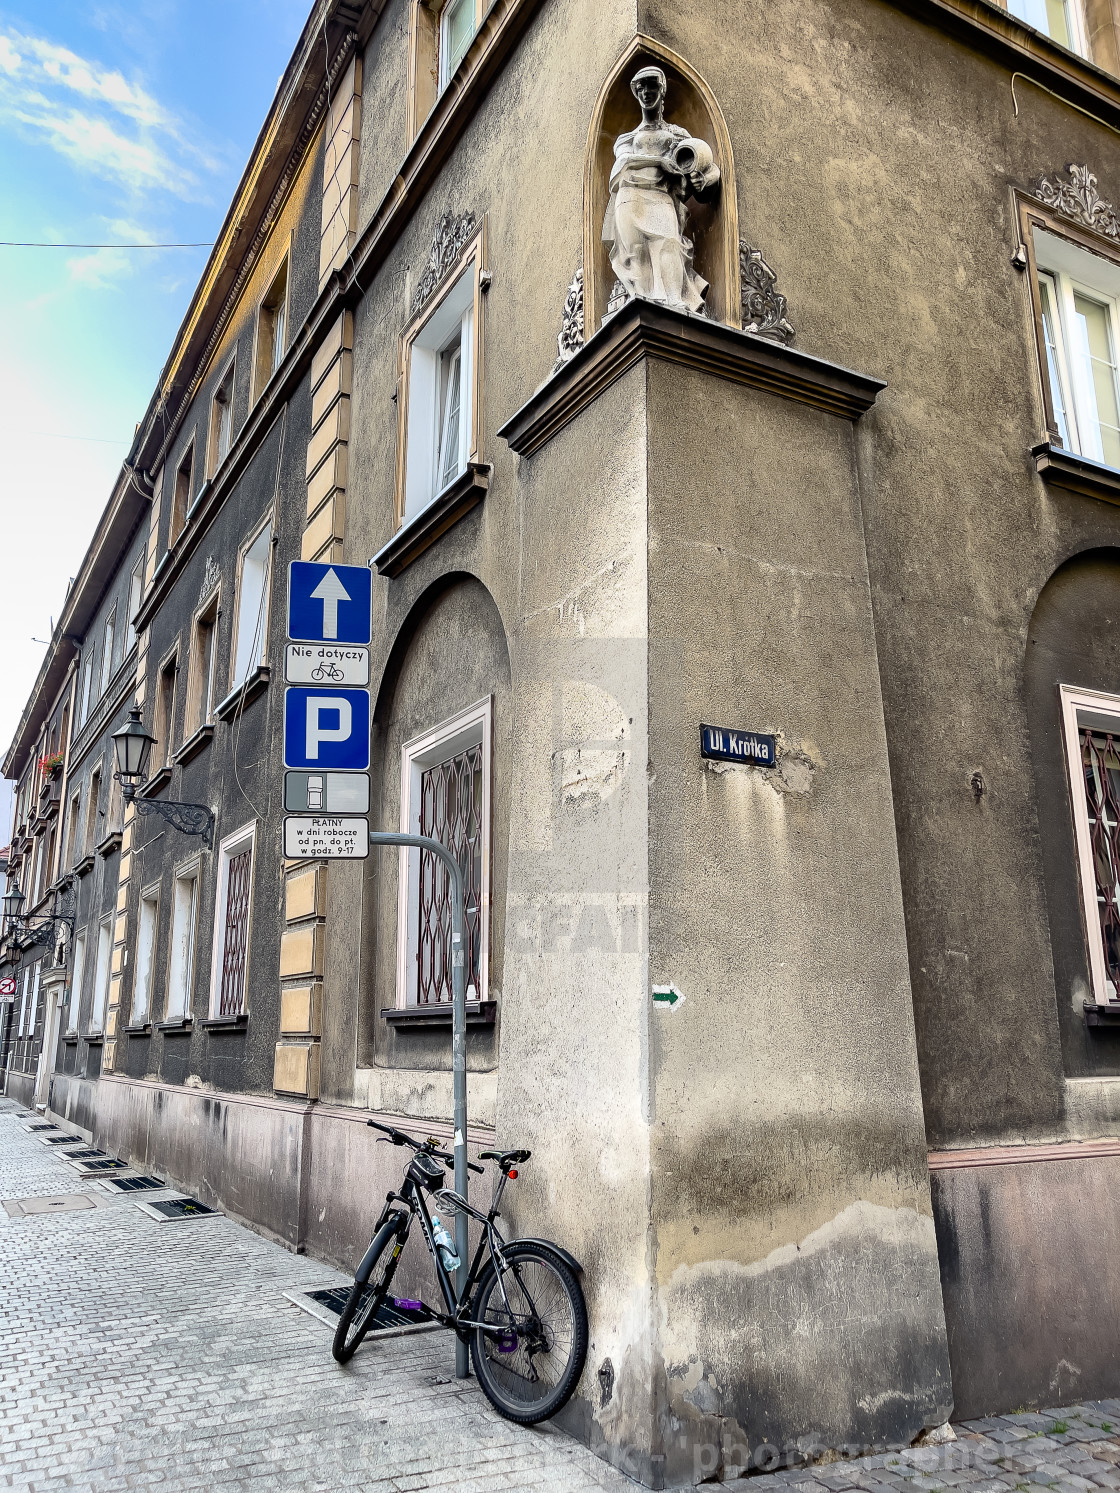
(369, 831, 469, 1380)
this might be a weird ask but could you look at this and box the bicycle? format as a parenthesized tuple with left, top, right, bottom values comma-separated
(310, 660, 345, 681)
(331, 1119, 589, 1425)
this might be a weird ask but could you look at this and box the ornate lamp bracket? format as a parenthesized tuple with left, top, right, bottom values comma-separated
(128, 793, 215, 849)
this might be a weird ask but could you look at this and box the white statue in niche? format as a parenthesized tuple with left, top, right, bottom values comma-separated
(602, 66, 721, 318)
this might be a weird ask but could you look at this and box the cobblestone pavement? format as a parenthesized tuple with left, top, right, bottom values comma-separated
(3, 1101, 1119, 1493)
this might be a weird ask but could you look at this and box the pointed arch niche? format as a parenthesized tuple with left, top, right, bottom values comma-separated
(582, 37, 740, 339)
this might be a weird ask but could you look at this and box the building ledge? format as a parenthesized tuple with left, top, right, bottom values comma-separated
(175, 724, 215, 767)
(124, 1023, 152, 1036)
(73, 855, 94, 879)
(96, 832, 122, 858)
(200, 1013, 248, 1032)
(371, 464, 491, 577)
(381, 1001, 496, 1029)
(1033, 441, 1120, 505)
(155, 1017, 192, 1034)
(1085, 1000, 1120, 1029)
(214, 666, 270, 721)
(139, 765, 173, 799)
(498, 300, 885, 458)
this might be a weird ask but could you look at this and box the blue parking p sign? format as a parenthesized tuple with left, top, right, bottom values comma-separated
(283, 687, 370, 770)
(288, 561, 371, 645)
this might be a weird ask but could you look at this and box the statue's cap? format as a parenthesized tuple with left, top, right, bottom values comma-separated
(630, 66, 667, 95)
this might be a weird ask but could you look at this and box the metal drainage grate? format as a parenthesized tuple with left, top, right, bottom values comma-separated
(305, 1287, 434, 1328)
(40, 1134, 84, 1146)
(68, 1158, 128, 1172)
(62, 1148, 107, 1161)
(99, 1175, 166, 1193)
(135, 1197, 218, 1222)
(25, 1122, 58, 1132)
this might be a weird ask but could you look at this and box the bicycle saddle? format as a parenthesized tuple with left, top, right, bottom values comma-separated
(479, 1148, 531, 1168)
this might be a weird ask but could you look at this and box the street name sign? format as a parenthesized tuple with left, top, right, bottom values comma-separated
(699, 723, 776, 768)
(283, 816, 370, 859)
(283, 687, 370, 770)
(285, 643, 369, 686)
(284, 771, 370, 814)
(287, 561, 372, 644)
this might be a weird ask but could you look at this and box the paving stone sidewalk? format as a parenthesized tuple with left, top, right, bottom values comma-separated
(2, 1100, 1118, 1493)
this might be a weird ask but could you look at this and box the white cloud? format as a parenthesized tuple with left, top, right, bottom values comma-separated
(0, 24, 212, 197)
(66, 246, 133, 289)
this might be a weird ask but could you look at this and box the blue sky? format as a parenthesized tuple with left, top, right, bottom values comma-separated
(0, 0, 310, 802)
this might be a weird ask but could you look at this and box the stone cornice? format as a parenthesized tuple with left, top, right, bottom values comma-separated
(498, 301, 885, 459)
(1033, 440, 1120, 504)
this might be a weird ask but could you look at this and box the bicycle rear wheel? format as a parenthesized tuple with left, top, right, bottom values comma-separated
(331, 1218, 405, 1363)
(469, 1241, 588, 1424)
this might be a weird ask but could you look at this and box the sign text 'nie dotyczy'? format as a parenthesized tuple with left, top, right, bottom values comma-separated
(287, 561, 372, 645)
(699, 723, 777, 768)
(283, 816, 369, 860)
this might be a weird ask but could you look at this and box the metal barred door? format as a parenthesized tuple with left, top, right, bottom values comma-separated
(219, 848, 253, 1016)
(417, 743, 483, 1004)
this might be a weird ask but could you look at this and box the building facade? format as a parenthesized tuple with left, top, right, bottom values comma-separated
(6, 0, 1120, 1482)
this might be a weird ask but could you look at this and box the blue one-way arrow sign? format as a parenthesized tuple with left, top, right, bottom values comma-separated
(288, 561, 371, 645)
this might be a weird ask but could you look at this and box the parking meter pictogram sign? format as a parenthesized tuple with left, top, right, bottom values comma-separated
(287, 561, 371, 645)
(283, 687, 370, 770)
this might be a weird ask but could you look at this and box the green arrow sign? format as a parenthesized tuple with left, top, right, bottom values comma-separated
(652, 983, 686, 1010)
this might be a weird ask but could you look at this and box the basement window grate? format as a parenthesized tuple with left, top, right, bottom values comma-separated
(26, 1123, 58, 1132)
(99, 1175, 165, 1193)
(137, 1197, 218, 1221)
(42, 1134, 83, 1145)
(305, 1287, 435, 1327)
(70, 1158, 128, 1171)
(64, 1149, 107, 1161)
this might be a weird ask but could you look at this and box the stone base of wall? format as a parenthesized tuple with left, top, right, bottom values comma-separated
(3, 1070, 36, 1107)
(930, 1141, 1120, 1417)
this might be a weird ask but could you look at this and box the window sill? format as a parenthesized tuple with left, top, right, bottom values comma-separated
(175, 724, 215, 766)
(123, 1023, 152, 1036)
(214, 666, 270, 721)
(73, 855, 95, 879)
(85, 1034, 104, 1045)
(372, 463, 491, 578)
(1033, 441, 1120, 506)
(63, 1033, 79, 1043)
(1084, 1001, 1120, 1029)
(199, 1013, 248, 1032)
(381, 1001, 496, 1029)
(139, 765, 174, 799)
(96, 832, 122, 858)
(155, 1017, 192, 1034)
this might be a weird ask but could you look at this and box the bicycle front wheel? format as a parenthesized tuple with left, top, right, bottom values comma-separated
(469, 1241, 588, 1424)
(331, 1218, 405, 1363)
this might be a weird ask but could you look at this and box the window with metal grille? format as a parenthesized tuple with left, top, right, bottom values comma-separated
(1061, 684, 1120, 1007)
(217, 844, 252, 1017)
(417, 741, 483, 1003)
(397, 698, 491, 1009)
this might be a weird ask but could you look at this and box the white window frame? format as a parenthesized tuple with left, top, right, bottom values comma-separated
(132, 885, 160, 1026)
(1060, 682, 1120, 1007)
(208, 357, 236, 476)
(398, 234, 485, 526)
(79, 653, 95, 724)
(166, 857, 200, 1022)
(17, 965, 30, 1037)
(186, 588, 220, 735)
(1007, 0, 1089, 54)
(89, 916, 112, 1035)
(125, 559, 144, 654)
(396, 696, 491, 1008)
(99, 610, 116, 695)
(207, 821, 257, 1019)
(26, 959, 41, 1041)
(1035, 230, 1120, 469)
(230, 518, 272, 691)
(438, 0, 483, 89)
(68, 928, 87, 1034)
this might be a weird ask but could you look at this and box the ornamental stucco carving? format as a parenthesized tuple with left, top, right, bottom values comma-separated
(414, 211, 476, 310)
(553, 267, 585, 371)
(1035, 164, 1120, 242)
(603, 67, 721, 319)
(739, 243, 794, 344)
(199, 554, 221, 602)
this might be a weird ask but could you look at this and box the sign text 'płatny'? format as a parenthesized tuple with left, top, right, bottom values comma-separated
(283, 816, 370, 859)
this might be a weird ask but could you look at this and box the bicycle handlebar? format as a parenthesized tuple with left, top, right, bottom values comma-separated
(367, 1118, 483, 1173)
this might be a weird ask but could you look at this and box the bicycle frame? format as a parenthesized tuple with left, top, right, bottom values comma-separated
(374, 1169, 528, 1337)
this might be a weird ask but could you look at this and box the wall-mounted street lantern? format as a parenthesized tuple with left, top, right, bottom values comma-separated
(111, 707, 215, 848)
(1, 877, 75, 949)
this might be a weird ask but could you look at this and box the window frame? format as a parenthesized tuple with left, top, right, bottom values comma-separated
(207, 357, 237, 477)
(1037, 263, 1120, 467)
(229, 515, 273, 692)
(170, 437, 195, 546)
(67, 928, 86, 1035)
(125, 559, 144, 655)
(1006, 0, 1090, 56)
(152, 644, 179, 768)
(165, 855, 201, 1022)
(395, 696, 492, 1009)
(89, 915, 112, 1035)
(84, 767, 102, 856)
(79, 652, 95, 724)
(1060, 682, 1120, 1008)
(99, 609, 116, 696)
(207, 821, 257, 1019)
(185, 586, 221, 737)
(396, 224, 487, 528)
(131, 883, 161, 1026)
(252, 250, 291, 404)
(408, 0, 486, 138)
